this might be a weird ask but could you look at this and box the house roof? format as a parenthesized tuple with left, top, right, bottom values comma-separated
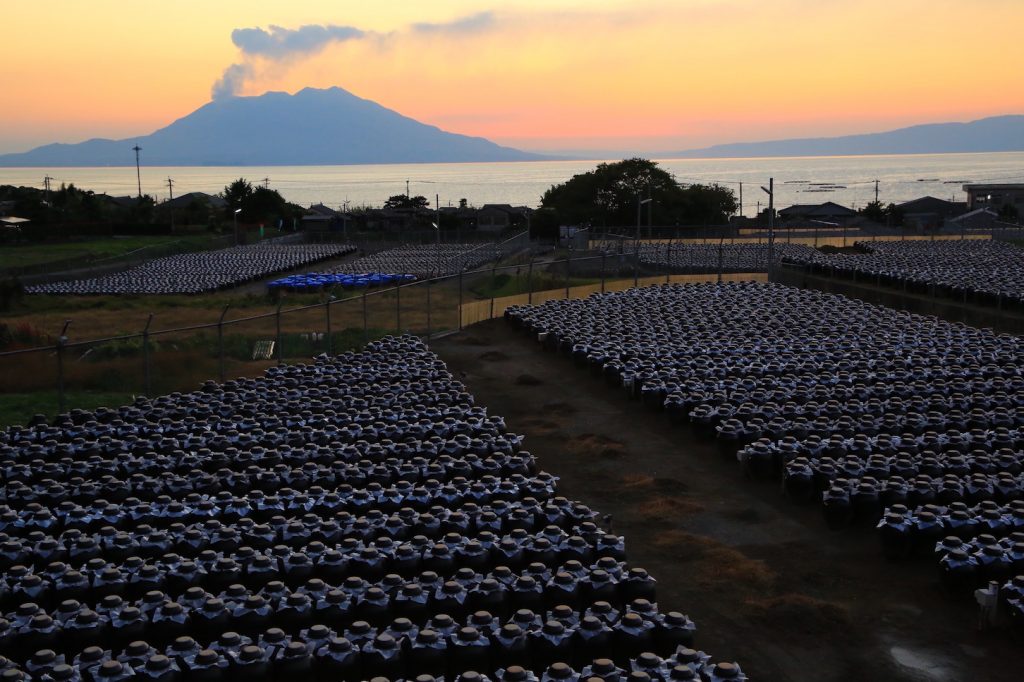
(950, 207, 999, 223)
(164, 191, 226, 210)
(306, 203, 340, 217)
(963, 184, 1024, 192)
(897, 196, 967, 214)
(778, 201, 857, 217)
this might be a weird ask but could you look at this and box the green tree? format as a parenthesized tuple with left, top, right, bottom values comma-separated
(860, 200, 887, 223)
(540, 158, 736, 227)
(222, 178, 254, 215)
(998, 203, 1020, 222)
(243, 186, 288, 223)
(860, 200, 903, 226)
(383, 194, 430, 210)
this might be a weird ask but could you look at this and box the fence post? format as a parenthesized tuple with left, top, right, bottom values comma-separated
(718, 236, 724, 283)
(601, 253, 606, 293)
(275, 302, 283, 365)
(217, 305, 229, 383)
(564, 251, 571, 299)
(395, 281, 401, 333)
(458, 270, 464, 331)
(426, 273, 432, 341)
(633, 238, 639, 288)
(142, 314, 153, 396)
(56, 320, 71, 415)
(527, 260, 534, 305)
(666, 238, 672, 284)
(325, 296, 333, 356)
(362, 289, 369, 344)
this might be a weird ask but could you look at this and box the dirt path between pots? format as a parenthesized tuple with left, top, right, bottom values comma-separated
(431, 319, 1022, 682)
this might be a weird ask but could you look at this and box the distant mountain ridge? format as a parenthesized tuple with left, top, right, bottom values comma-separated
(673, 115, 1024, 159)
(0, 87, 543, 166)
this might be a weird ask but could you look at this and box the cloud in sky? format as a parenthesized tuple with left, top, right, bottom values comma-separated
(231, 24, 366, 60)
(211, 13, 496, 100)
(410, 11, 495, 35)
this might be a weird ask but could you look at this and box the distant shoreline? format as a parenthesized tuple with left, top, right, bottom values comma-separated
(4, 149, 1024, 169)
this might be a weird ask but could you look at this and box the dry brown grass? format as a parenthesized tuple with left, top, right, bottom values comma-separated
(564, 433, 628, 459)
(650, 529, 775, 593)
(651, 529, 719, 552)
(636, 495, 706, 521)
(621, 473, 655, 488)
(541, 401, 576, 414)
(516, 417, 565, 436)
(744, 593, 851, 634)
(457, 334, 492, 346)
(699, 546, 775, 590)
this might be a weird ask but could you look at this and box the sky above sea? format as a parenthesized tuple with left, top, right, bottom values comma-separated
(0, 1, 1021, 154)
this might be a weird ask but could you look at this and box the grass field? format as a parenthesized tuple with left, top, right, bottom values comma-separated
(0, 234, 228, 271)
(0, 390, 136, 428)
(470, 271, 599, 298)
(0, 256, 622, 424)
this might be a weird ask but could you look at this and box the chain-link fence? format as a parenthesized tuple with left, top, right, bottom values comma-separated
(10, 224, 1014, 425)
(0, 241, 765, 424)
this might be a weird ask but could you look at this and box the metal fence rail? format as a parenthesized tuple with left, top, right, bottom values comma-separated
(1, 227, 1012, 424)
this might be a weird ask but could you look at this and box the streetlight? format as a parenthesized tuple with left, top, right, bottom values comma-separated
(233, 208, 242, 246)
(634, 196, 652, 287)
(431, 222, 440, 275)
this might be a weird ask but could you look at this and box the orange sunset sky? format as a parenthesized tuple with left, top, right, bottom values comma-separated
(1, 0, 1021, 154)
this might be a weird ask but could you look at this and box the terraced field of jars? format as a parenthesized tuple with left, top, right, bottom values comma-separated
(0, 336, 743, 681)
(506, 282, 1024, 624)
(782, 239, 1024, 309)
(25, 242, 357, 296)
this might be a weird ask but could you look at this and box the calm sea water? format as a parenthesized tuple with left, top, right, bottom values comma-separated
(1, 152, 1022, 217)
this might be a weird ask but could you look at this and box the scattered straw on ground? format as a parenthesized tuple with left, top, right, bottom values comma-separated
(564, 433, 628, 459)
(745, 594, 851, 635)
(636, 495, 706, 521)
(541, 401, 577, 414)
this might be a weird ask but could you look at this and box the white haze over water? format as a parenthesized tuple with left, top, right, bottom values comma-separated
(1, 152, 1022, 218)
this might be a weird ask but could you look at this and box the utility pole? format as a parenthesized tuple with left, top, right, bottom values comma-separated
(261, 177, 270, 189)
(874, 179, 879, 204)
(406, 179, 410, 198)
(43, 175, 53, 203)
(132, 145, 142, 198)
(167, 177, 175, 231)
(761, 178, 775, 281)
(739, 182, 743, 219)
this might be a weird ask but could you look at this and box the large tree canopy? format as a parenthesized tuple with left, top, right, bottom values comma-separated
(540, 158, 737, 227)
(383, 194, 431, 210)
(222, 178, 293, 223)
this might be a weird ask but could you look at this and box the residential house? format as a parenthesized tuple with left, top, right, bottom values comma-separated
(897, 196, 967, 231)
(963, 184, 1024, 219)
(777, 201, 858, 226)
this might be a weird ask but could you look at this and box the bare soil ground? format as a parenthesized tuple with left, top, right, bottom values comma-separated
(432, 319, 1024, 682)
